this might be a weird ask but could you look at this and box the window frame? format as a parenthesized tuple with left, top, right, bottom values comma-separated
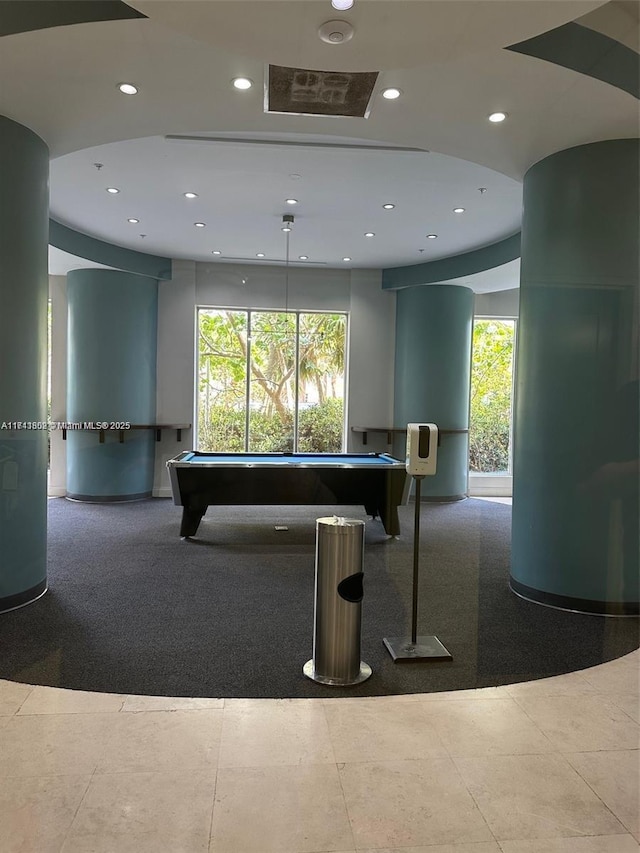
(469, 314, 518, 477)
(195, 305, 349, 453)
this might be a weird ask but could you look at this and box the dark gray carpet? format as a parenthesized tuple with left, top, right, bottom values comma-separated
(0, 497, 637, 698)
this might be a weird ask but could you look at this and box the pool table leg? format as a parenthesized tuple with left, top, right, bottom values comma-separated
(378, 505, 401, 537)
(365, 496, 401, 536)
(363, 502, 378, 520)
(180, 504, 207, 538)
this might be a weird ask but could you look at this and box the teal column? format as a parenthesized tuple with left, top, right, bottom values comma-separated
(512, 139, 639, 615)
(393, 284, 474, 499)
(66, 269, 158, 501)
(0, 116, 49, 611)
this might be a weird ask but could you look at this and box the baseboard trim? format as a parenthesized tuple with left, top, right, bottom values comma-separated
(153, 488, 173, 498)
(510, 577, 639, 617)
(416, 494, 468, 503)
(66, 491, 152, 503)
(468, 473, 512, 497)
(0, 580, 47, 614)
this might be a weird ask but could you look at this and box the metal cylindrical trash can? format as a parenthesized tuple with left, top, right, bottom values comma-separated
(303, 516, 372, 686)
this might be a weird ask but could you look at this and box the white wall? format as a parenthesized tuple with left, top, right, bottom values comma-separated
(153, 260, 197, 496)
(49, 262, 397, 496)
(152, 261, 397, 495)
(50, 259, 517, 498)
(474, 288, 519, 317)
(347, 269, 396, 453)
(196, 262, 351, 312)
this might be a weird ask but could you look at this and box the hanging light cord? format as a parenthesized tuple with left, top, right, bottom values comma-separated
(285, 227, 290, 314)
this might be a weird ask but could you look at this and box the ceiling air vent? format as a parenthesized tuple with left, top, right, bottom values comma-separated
(266, 65, 379, 118)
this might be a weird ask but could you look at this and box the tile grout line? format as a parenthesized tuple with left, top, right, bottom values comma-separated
(510, 689, 640, 752)
(442, 746, 503, 849)
(424, 702, 504, 849)
(321, 699, 358, 853)
(208, 699, 234, 851)
(206, 766, 219, 852)
(562, 748, 640, 838)
(57, 760, 99, 853)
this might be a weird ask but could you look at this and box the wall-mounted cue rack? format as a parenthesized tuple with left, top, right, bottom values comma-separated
(351, 426, 468, 446)
(60, 424, 191, 443)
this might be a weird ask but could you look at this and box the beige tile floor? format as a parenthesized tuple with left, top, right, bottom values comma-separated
(0, 649, 636, 853)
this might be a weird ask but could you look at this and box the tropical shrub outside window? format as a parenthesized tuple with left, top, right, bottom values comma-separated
(198, 308, 346, 453)
(469, 318, 515, 473)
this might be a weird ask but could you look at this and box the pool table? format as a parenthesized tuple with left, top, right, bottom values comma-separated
(166, 451, 409, 538)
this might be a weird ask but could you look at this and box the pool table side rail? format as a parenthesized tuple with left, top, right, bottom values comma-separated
(167, 451, 405, 469)
(165, 451, 410, 534)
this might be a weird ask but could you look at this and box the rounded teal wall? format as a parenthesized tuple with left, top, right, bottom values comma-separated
(393, 284, 474, 499)
(66, 269, 158, 500)
(0, 116, 49, 611)
(511, 139, 639, 614)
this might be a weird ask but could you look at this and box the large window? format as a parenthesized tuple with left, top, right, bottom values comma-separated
(469, 318, 516, 473)
(197, 308, 347, 452)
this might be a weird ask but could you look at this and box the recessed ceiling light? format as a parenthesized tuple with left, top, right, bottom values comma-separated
(118, 83, 138, 95)
(364, 232, 375, 237)
(453, 208, 465, 214)
(382, 203, 395, 210)
(488, 111, 507, 123)
(106, 187, 120, 194)
(426, 234, 437, 239)
(381, 88, 402, 100)
(232, 77, 253, 90)
(285, 198, 298, 205)
(342, 257, 351, 262)
(299, 255, 309, 260)
(332, 0, 354, 10)
(212, 250, 221, 255)
(256, 253, 265, 258)
(194, 222, 206, 228)
(127, 218, 139, 224)
(184, 192, 198, 199)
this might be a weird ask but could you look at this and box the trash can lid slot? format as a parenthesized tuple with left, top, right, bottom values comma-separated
(317, 516, 365, 527)
(337, 571, 364, 603)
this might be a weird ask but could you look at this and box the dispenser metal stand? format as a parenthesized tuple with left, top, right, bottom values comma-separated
(383, 476, 453, 662)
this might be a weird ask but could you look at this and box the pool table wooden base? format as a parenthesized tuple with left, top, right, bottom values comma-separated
(167, 452, 409, 538)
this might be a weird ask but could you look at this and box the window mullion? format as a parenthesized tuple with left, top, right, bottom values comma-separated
(293, 312, 300, 452)
(245, 310, 251, 452)
(508, 319, 517, 475)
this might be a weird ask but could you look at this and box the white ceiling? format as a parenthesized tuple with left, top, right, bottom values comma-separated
(2, 0, 638, 290)
(49, 134, 522, 269)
